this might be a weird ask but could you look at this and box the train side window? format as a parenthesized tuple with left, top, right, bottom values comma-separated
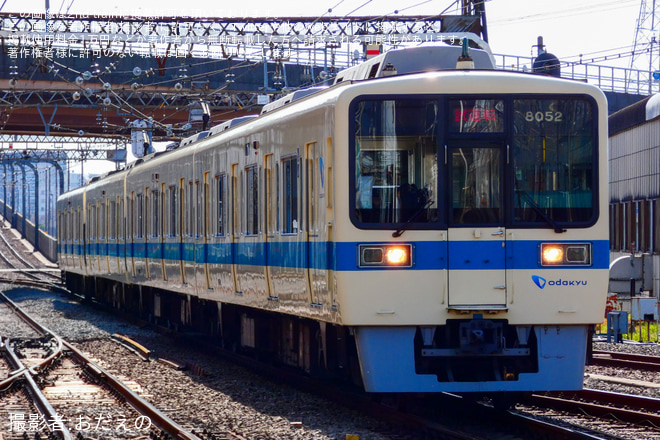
(101, 201, 106, 241)
(109, 200, 116, 240)
(203, 173, 210, 238)
(128, 192, 134, 240)
(187, 182, 194, 237)
(196, 181, 202, 238)
(215, 175, 225, 236)
(88, 203, 95, 240)
(231, 164, 238, 237)
(168, 185, 177, 237)
(76, 207, 81, 242)
(119, 199, 124, 240)
(246, 165, 259, 236)
(281, 155, 299, 234)
(152, 190, 160, 238)
(136, 193, 144, 239)
(145, 190, 150, 239)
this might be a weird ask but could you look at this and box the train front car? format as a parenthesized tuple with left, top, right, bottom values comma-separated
(334, 66, 608, 393)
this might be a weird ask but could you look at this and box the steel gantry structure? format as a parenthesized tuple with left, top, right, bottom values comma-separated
(0, 6, 489, 258)
(0, 11, 487, 139)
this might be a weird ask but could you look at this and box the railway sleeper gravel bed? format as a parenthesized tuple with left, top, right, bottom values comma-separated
(0, 288, 426, 439)
(4, 287, 660, 440)
(0, 292, 187, 440)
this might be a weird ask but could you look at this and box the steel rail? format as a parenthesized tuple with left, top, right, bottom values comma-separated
(592, 350, 660, 371)
(0, 291, 64, 378)
(63, 340, 202, 440)
(3, 337, 74, 440)
(0, 289, 202, 440)
(525, 389, 660, 427)
(0, 226, 62, 283)
(506, 411, 612, 440)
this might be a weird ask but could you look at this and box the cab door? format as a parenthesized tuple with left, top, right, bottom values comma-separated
(447, 144, 506, 309)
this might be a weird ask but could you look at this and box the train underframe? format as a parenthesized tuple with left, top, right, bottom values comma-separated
(66, 272, 363, 385)
(66, 272, 590, 395)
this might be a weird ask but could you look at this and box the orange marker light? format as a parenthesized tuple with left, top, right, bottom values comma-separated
(386, 247, 408, 265)
(542, 246, 564, 264)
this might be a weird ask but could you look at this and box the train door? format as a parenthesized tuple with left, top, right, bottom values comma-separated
(128, 191, 136, 277)
(230, 163, 241, 294)
(304, 142, 327, 306)
(178, 179, 186, 283)
(202, 172, 211, 289)
(263, 154, 275, 297)
(160, 184, 166, 280)
(447, 143, 506, 309)
(78, 206, 84, 270)
(119, 197, 125, 276)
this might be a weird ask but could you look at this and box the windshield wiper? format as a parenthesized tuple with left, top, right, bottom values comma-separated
(515, 188, 566, 233)
(392, 200, 434, 238)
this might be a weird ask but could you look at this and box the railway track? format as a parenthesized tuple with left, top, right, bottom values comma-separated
(1, 284, 620, 440)
(0, 278, 646, 440)
(0, 220, 61, 287)
(0, 290, 201, 440)
(159, 326, 622, 440)
(539, 388, 660, 425)
(592, 350, 660, 372)
(521, 388, 660, 438)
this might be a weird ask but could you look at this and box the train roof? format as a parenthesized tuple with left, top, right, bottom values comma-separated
(260, 87, 329, 114)
(179, 130, 209, 148)
(333, 42, 495, 83)
(208, 115, 259, 136)
(609, 95, 654, 136)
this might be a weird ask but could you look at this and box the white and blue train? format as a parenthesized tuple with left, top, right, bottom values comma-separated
(57, 43, 609, 395)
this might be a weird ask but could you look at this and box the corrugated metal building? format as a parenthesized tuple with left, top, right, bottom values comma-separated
(609, 95, 660, 293)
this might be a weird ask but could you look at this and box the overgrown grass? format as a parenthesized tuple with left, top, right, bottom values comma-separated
(597, 319, 660, 343)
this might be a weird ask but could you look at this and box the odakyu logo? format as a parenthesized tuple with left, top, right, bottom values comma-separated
(532, 275, 546, 289)
(532, 275, 587, 289)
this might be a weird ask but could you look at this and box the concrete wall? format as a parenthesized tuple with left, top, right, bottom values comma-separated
(0, 199, 57, 263)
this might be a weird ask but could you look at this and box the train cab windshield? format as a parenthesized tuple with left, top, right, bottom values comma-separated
(350, 95, 597, 230)
(353, 99, 439, 225)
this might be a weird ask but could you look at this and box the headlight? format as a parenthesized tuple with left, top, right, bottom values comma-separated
(540, 243, 591, 266)
(359, 244, 412, 268)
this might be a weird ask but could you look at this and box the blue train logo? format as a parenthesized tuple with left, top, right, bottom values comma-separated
(532, 275, 547, 289)
(532, 275, 588, 289)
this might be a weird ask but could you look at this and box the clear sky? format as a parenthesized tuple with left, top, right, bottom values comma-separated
(0, 0, 643, 68)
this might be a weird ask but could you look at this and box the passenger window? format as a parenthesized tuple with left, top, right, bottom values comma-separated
(168, 185, 177, 237)
(136, 193, 144, 238)
(128, 193, 134, 240)
(109, 200, 116, 240)
(152, 190, 160, 238)
(215, 175, 225, 236)
(101, 201, 106, 241)
(187, 182, 193, 237)
(281, 156, 299, 234)
(119, 199, 124, 240)
(246, 165, 259, 236)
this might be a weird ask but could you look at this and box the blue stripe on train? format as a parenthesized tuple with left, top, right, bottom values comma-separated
(64, 239, 610, 271)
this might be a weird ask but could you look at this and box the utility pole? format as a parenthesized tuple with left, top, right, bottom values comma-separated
(630, 0, 659, 94)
